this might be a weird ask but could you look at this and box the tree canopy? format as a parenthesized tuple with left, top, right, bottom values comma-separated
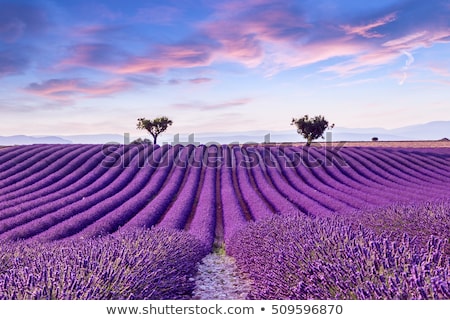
(137, 116, 173, 145)
(291, 115, 334, 146)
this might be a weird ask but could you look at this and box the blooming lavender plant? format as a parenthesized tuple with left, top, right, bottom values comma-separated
(0, 228, 207, 299)
(227, 204, 449, 300)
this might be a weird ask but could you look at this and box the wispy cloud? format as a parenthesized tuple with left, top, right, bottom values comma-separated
(399, 50, 414, 85)
(340, 12, 397, 38)
(60, 40, 218, 75)
(24, 78, 132, 100)
(58, 43, 130, 71)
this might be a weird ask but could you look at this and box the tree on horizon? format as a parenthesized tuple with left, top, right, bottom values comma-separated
(137, 116, 173, 145)
(291, 115, 334, 146)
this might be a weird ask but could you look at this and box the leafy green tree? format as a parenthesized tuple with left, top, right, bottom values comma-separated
(137, 116, 173, 145)
(291, 115, 334, 146)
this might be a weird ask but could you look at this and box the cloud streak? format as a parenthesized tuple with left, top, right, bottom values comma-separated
(399, 50, 414, 85)
(24, 78, 132, 100)
(340, 12, 397, 38)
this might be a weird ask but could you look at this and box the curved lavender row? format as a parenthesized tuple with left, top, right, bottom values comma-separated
(374, 148, 450, 196)
(241, 146, 302, 215)
(0, 145, 41, 170)
(74, 144, 179, 238)
(341, 148, 445, 201)
(341, 199, 450, 254)
(0, 144, 94, 196)
(425, 149, 450, 167)
(0, 145, 116, 210)
(40, 145, 172, 241)
(0, 145, 126, 220)
(284, 147, 374, 208)
(31, 145, 166, 241)
(349, 148, 450, 196)
(255, 146, 332, 217)
(227, 207, 449, 300)
(0, 145, 99, 204)
(0, 145, 146, 241)
(0, 144, 71, 188)
(0, 228, 207, 299)
(266, 146, 355, 213)
(69, 145, 178, 239)
(60, 145, 171, 239)
(360, 148, 450, 199)
(293, 147, 390, 206)
(186, 154, 217, 249)
(392, 148, 450, 179)
(119, 146, 193, 231)
(375, 148, 450, 184)
(0, 145, 51, 174)
(318, 148, 410, 203)
(404, 149, 450, 177)
(308, 147, 398, 204)
(0, 146, 29, 164)
(220, 146, 248, 242)
(0, 145, 130, 229)
(232, 147, 274, 221)
(276, 147, 361, 211)
(159, 146, 205, 229)
(332, 148, 417, 200)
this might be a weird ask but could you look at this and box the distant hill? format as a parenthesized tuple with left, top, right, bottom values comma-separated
(0, 135, 72, 145)
(1, 121, 449, 145)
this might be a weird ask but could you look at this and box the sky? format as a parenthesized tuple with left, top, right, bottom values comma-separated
(1, 0, 449, 139)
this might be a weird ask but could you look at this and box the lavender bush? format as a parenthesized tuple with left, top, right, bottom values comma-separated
(0, 228, 207, 299)
(341, 199, 450, 255)
(227, 204, 449, 300)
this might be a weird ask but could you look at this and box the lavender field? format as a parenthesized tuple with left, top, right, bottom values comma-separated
(0, 143, 449, 299)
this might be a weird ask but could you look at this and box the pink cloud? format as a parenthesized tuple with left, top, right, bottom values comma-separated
(382, 30, 450, 49)
(427, 65, 450, 77)
(322, 28, 450, 77)
(340, 12, 397, 38)
(262, 38, 368, 76)
(58, 43, 129, 71)
(321, 49, 400, 76)
(199, 0, 310, 67)
(109, 42, 216, 74)
(24, 78, 131, 100)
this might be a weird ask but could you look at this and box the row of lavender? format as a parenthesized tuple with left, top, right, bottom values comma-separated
(0, 228, 207, 299)
(1, 144, 450, 248)
(227, 200, 450, 299)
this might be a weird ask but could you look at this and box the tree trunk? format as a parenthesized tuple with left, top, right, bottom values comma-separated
(152, 134, 157, 145)
(306, 137, 312, 147)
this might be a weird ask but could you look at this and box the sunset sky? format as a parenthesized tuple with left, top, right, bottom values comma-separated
(1, 0, 449, 139)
